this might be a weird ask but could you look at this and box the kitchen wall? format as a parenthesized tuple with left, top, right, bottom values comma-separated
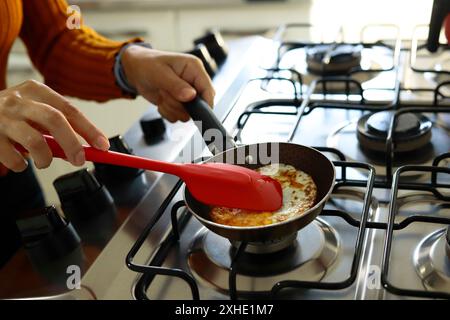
(7, 0, 434, 205)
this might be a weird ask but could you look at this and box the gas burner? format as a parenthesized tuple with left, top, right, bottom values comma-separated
(327, 119, 449, 176)
(306, 44, 363, 75)
(188, 219, 339, 293)
(413, 228, 450, 293)
(273, 41, 396, 97)
(230, 232, 298, 255)
(357, 111, 433, 153)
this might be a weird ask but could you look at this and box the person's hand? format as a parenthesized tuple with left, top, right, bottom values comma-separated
(121, 46, 215, 122)
(0, 80, 110, 172)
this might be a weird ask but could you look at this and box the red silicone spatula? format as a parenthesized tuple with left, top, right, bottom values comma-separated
(21, 135, 282, 211)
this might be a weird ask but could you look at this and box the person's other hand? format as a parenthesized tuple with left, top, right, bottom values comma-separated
(121, 46, 215, 122)
(0, 80, 110, 172)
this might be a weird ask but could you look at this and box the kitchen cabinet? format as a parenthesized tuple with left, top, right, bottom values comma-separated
(73, 1, 313, 51)
(81, 11, 178, 50)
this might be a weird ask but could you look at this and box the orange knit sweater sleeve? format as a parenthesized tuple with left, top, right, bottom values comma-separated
(19, 0, 143, 102)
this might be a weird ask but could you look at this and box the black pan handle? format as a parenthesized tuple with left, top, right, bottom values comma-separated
(184, 96, 236, 153)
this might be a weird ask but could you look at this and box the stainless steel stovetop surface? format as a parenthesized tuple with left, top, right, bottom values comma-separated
(63, 29, 449, 300)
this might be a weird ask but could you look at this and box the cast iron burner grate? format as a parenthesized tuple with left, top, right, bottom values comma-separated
(296, 77, 448, 179)
(125, 150, 376, 300)
(124, 152, 450, 300)
(266, 23, 401, 96)
(380, 153, 450, 299)
(236, 69, 449, 179)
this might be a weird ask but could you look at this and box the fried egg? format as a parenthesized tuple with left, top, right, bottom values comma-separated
(209, 164, 317, 227)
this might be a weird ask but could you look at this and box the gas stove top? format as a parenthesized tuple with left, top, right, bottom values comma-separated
(6, 24, 449, 300)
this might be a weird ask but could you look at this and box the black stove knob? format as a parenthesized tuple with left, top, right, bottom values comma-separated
(194, 31, 228, 65)
(17, 206, 80, 252)
(140, 112, 166, 144)
(16, 206, 83, 284)
(53, 169, 117, 245)
(94, 135, 143, 181)
(187, 44, 218, 77)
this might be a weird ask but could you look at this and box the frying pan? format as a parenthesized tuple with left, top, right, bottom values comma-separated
(183, 97, 335, 243)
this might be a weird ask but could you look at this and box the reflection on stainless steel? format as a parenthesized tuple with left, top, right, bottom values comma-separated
(413, 228, 450, 293)
(188, 219, 339, 293)
(19, 286, 97, 300)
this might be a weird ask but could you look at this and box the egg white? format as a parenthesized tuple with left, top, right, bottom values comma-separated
(210, 164, 317, 227)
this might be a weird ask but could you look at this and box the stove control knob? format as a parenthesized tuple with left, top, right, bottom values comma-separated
(53, 169, 117, 245)
(140, 112, 166, 144)
(54, 169, 115, 218)
(16, 206, 83, 284)
(94, 135, 143, 181)
(187, 44, 218, 77)
(194, 31, 228, 65)
(17, 206, 78, 246)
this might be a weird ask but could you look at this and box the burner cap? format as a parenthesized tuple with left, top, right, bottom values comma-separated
(366, 111, 421, 137)
(357, 111, 433, 153)
(306, 44, 363, 75)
